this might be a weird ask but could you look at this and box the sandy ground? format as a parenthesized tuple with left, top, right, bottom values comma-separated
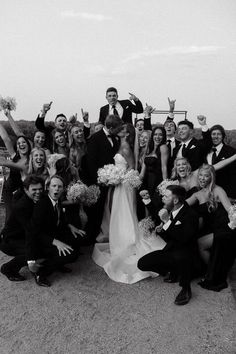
(0, 206, 235, 354)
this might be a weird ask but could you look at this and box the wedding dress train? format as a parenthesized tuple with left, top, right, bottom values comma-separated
(92, 154, 166, 284)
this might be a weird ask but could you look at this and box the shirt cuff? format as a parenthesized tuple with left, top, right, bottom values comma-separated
(84, 122, 90, 128)
(167, 113, 174, 119)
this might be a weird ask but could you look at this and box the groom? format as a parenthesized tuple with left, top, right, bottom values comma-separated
(138, 185, 199, 305)
(85, 114, 123, 242)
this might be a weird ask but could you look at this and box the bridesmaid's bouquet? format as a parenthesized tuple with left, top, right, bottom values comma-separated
(0, 96, 17, 111)
(228, 204, 236, 230)
(122, 169, 142, 189)
(97, 164, 125, 186)
(157, 179, 179, 196)
(138, 216, 155, 239)
(67, 181, 100, 206)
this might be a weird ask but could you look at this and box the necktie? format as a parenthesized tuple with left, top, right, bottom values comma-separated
(112, 105, 119, 117)
(54, 203, 60, 226)
(170, 212, 174, 222)
(166, 139, 171, 146)
(182, 143, 187, 157)
(211, 147, 217, 165)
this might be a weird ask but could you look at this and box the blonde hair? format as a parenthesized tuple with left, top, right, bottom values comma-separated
(197, 164, 217, 212)
(171, 157, 192, 180)
(28, 147, 48, 178)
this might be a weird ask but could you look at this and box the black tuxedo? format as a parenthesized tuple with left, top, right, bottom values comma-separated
(167, 138, 181, 176)
(26, 195, 78, 276)
(207, 144, 236, 198)
(99, 99, 143, 125)
(0, 193, 34, 256)
(138, 204, 200, 287)
(84, 129, 120, 240)
(172, 130, 211, 172)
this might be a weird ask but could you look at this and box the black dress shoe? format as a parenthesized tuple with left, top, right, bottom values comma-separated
(1, 264, 26, 282)
(34, 274, 51, 287)
(164, 272, 178, 283)
(58, 266, 72, 273)
(174, 287, 192, 305)
(198, 279, 228, 292)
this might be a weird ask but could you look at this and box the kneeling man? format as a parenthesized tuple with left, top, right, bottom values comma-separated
(138, 185, 199, 305)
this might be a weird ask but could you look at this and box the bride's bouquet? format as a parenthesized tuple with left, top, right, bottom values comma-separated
(157, 179, 179, 196)
(67, 181, 100, 207)
(228, 204, 236, 230)
(97, 164, 125, 186)
(122, 169, 142, 189)
(0, 96, 17, 111)
(138, 216, 155, 239)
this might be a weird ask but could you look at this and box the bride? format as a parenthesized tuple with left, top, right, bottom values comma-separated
(92, 123, 166, 284)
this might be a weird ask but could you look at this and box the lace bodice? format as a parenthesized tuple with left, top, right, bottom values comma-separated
(114, 153, 128, 170)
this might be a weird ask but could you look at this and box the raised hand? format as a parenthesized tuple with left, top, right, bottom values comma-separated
(144, 103, 155, 116)
(69, 113, 77, 124)
(155, 223, 163, 234)
(128, 92, 139, 102)
(139, 189, 150, 200)
(41, 102, 53, 115)
(158, 208, 169, 223)
(52, 239, 74, 256)
(168, 97, 176, 112)
(197, 115, 207, 126)
(81, 108, 89, 122)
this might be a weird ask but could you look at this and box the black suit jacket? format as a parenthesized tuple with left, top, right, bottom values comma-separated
(84, 129, 119, 185)
(167, 138, 181, 177)
(99, 99, 143, 125)
(172, 130, 211, 172)
(161, 204, 199, 254)
(1, 193, 34, 243)
(26, 195, 73, 259)
(208, 143, 236, 198)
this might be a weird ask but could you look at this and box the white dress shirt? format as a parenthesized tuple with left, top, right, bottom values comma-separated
(176, 139, 192, 158)
(162, 205, 184, 230)
(207, 143, 223, 165)
(109, 101, 123, 118)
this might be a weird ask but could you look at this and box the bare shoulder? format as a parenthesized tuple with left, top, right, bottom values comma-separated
(160, 144, 168, 153)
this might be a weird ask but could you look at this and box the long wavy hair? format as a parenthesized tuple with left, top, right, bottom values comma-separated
(125, 123, 136, 151)
(148, 125, 166, 155)
(28, 147, 48, 179)
(13, 135, 32, 162)
(197, 164, 217, 212)
(171, 157, 192, 180)
(69, 124, 87, 168)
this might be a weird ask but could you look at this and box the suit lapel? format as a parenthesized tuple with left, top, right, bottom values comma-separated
(168, 204, 187, 230)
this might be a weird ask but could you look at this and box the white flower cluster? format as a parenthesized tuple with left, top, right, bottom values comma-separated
(157, 179, 179, 196)
(97, 164, 126, 186)
(228, 204, 236, 229)
(122, 169, 142, 189)
(67, 181, 100, 207)
(0, 96, 17, 111)
(98, 164, 142, 189)
(138, 216, 155, 239)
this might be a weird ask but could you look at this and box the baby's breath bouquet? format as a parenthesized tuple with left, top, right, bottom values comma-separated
(97, 164, 125, 186)
(157, 179, 179, 196)
(122, 169, 142, 189)
(0, 96, 17, 111)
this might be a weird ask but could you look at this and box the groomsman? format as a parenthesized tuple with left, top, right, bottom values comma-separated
(0, 175, 44, 281)
(172, 116, 211, 172)
(138, 185, 199, 305)
(206, 124, 236, 198)
(99, 87, 143, 125)
(164, 119, 180, 176)
(85, 115, 123, 241)
(26, 176, 80, 287)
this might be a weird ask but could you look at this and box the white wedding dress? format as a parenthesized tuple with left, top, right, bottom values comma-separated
(92, 153, 166, 284)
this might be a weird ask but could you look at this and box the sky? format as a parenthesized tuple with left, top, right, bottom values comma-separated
(0, 0, 236, 128)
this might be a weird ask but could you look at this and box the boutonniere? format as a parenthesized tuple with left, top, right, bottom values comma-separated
(175, 220, 182, 225)
(125, 106, 129, 109)
(190, 145, 196, 149)
(220, 157, 225, 160)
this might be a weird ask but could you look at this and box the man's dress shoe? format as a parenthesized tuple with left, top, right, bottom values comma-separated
(164, 272, 178, 283)
(174, 287, 192, 305)
(198, 279, 228, 292)
(1, 264, 26, 282)
(34, 274, 51, 287)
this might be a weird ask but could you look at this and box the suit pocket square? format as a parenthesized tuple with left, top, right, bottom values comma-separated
(190, 145, 196, 149)
(175, 221, 181, 225)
